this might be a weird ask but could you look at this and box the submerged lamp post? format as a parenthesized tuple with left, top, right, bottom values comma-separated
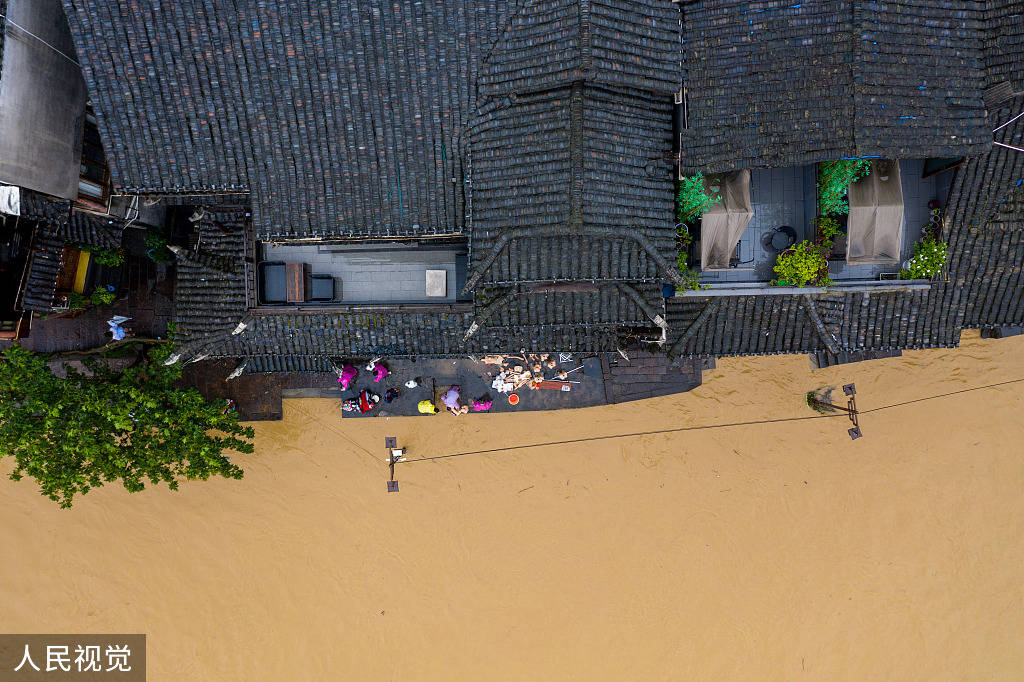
(807, 383, 863, 440)
(385, 436, 403, 492)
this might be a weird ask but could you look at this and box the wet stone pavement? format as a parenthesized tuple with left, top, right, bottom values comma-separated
(17, 248, 174, 354)
(185, 352, 709, 421)
(327, 356, 609, 418)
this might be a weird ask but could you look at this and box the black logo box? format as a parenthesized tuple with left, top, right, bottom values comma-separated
(0, 635, 145, 681)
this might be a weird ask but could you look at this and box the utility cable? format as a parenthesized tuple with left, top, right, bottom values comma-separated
(397, 377, 1024, 465)
(0, 14, 80, 66)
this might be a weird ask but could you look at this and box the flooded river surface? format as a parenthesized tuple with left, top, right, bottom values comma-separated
(2, 330, 1023, 680)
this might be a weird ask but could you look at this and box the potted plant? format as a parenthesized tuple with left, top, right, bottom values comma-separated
(773, 218, 841, 287)
(899, 235, 947, 279)
(89, 285, 117, 306)
(772, 240, 830, 287)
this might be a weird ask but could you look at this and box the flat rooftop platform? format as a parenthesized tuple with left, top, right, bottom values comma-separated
(260, 241, 470, 305)
(698, 159, 954, 284)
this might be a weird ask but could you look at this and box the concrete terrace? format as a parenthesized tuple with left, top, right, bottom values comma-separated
(259, 242, 471, 305)
(699, 159, 956, 284)
(183, 353, 709, 421)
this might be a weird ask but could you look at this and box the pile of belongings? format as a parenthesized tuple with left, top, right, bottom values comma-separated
(341, 389, 379, 413)
(485, 353, 573, 394)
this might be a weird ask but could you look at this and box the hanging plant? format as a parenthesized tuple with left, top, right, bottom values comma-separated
(676, 221, 693, 248)
(674, 250, 708, 292)
(818, 159, 871, 217)
(815, 216, 841, 245)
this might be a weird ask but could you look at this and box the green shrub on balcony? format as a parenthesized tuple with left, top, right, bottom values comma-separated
(818, 159, 871, 217)
(79, 245, 124, 267)
(772, 240, 831, 287)
(89, 286, 116, 306)
(677, 172, 720, 222)
(900, 235, 948, 280)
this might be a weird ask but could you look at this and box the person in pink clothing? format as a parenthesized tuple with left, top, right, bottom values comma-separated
(337, 364, 358, 389)
(471, 396, 493, 412)
(442, 385, 468, 415)
(372, 362, 390, 382)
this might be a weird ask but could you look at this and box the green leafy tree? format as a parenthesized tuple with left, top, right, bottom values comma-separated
(0, 343, 253, 508)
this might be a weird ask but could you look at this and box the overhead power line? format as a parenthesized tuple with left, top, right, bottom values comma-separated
(397, 377, 1024, 465)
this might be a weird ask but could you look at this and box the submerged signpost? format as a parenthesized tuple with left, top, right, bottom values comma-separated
(807, 383, 863, 440)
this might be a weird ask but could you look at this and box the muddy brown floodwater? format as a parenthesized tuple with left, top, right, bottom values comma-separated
(2, 330, 1023, 681)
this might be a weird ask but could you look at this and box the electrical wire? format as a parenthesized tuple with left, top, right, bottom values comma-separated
(288, 405, 384, 464)
(992, 108, 1024, 133)
(0, 14, 80, 66)
(397, 377, 1024, 465)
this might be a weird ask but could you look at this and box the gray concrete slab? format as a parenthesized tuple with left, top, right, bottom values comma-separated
(261, 243, 465, 304)
(0, 0, 86, 198)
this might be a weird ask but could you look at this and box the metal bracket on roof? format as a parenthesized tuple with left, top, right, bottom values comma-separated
(226, 360, 248, 380)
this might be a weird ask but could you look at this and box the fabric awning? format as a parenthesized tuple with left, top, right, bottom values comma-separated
(700, 169, 754, 270)
(846, 160, 904, 265)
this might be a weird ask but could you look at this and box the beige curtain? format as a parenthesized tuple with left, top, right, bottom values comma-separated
(846, 160, 904, 265)
(701, 169, 754, 270)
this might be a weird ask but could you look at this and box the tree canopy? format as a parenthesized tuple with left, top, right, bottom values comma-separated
(0, 343, 254, 508)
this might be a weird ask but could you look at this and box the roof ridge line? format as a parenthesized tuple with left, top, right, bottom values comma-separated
(850, 0, 863, 156)
(579, 0, 593, 76)
(568, 81, 586, 232)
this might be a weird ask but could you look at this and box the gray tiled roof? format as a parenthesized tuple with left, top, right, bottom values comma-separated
(680, 1, 991, 174)
(18, 197, 123, 313)
(0, 0, 6, 77)
(114, 2, 1024, 369)
(17, 189, 70, 223)
(172, 211, 249, 346)
(948, 99, 1024, 329)
(61, 1, 520, 241)
(984, 0, 1023, 91)
(20, 230, 63, 312)
(468, 86, 677, 284)
(480, 282, 664, 329)
(64, 212, 121, 249)
(223, 310, 474, 360)
(479, 0, 680, 98)
(668, 94, 1024, 361)
(666, 287, 963, 361)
